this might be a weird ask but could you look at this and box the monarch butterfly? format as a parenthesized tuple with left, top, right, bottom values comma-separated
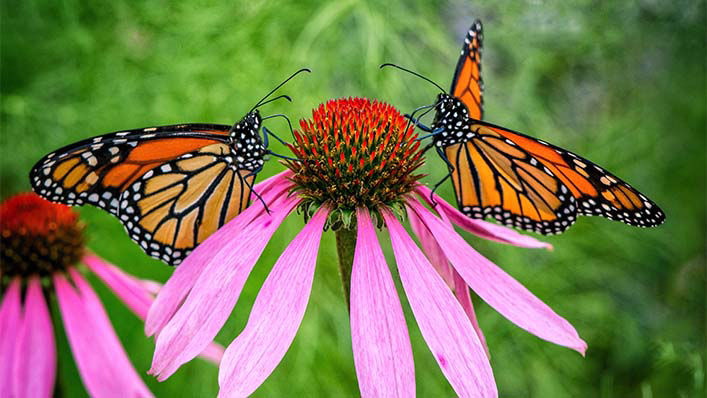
(383, 20, 665, 234)
(30, 68, 310, 264)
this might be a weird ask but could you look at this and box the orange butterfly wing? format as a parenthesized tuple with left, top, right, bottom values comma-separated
(445, 123, 578, 234)
(30, 124, 231, 216)
(29, 123, 264, 264)
(118, 142, 254, 264)
(450, 20, 484, 120)
(476, 121, 666, 228)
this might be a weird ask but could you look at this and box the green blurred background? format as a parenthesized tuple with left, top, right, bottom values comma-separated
(1, 1, 704, 396)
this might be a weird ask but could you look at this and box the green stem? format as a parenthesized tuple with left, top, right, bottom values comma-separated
(334, 226, 357, 311)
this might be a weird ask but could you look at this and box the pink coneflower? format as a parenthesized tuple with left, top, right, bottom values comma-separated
(0, 193, 223, 397)
(146, 98, 587, 397)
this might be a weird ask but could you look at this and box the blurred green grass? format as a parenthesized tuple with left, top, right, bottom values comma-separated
(1, 1, 704, 397)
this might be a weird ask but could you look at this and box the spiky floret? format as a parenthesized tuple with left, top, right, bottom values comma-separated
(288, 98, 425, 223)
(0, 193, 84, 278)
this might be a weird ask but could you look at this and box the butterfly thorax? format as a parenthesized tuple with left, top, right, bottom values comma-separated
(431, 94, 475, 147)
(228, 111, 266, 171)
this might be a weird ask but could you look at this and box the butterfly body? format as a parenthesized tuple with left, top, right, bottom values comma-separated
(226, 111, 267, 171)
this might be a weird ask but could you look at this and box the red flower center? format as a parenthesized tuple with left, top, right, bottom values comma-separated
(287, 98, 425, 213)
(0, 193, 84, 278)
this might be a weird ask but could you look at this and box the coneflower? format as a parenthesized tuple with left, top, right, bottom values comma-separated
(0, 193, 222, 397)
(147, 98, 586, 397)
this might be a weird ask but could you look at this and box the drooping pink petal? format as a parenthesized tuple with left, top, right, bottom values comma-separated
(84, 254, 224, 364)
(198, 342, 225, 365)
(218, 207, 329, 397)
(139, 279, 163, 295)
(55, 269, 153, 398)
(0, 277, 22, 397)
(408, 200, 587, 354)
(408, 204, 490, 357)
(452, 271, 489, 358)
(12, 276, 56, 398)
(350, 209, 415, 397)
(145, 171, 294, 337)
(150, 193, 299, 381)
(414, 185, 552, 250)
(383, 210, 497, 398)
(408, 205, 453, 287)
(84, 254, 153, 319)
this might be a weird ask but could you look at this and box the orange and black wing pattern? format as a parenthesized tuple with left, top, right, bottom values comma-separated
(118, 143, 254, 264)
(30, 124, 232, 216)
(476, 120, 665, 228)
(445, 123, 578, 234)
(28, 123, 261, 264)
(450, 20, 484, 120)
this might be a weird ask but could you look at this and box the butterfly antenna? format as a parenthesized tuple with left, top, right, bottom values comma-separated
(380, 63, 446, 93)
(256, 95, 292, 109)
(250, 68, 312, 113)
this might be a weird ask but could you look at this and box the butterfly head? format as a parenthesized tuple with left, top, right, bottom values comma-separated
(433, 93, 470, 126)
(230, 110, 266, 171)
(434, 93, 469, 119)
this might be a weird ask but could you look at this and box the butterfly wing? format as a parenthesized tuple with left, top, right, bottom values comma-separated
(471, 120, 666, 228)
(30, 124, 231, 216)
(450, 20, 484, 120)
(444, 123, 578, 234)
(118, 142, 254, 265)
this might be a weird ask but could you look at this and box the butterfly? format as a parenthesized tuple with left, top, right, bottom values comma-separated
(30, 69, 309, 264)
(383, 20, 665, 234)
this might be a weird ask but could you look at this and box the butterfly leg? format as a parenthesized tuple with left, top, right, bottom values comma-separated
(404, 115, 433, 132)
(262, 126, 290, 147)
(242, 167, 271, 214)
(261, 114, 296, 139)
(262, 127, 301, 162)
(404, 101, 439, 131)
(416, 127, 445, 141)
(428, 146, 455, 206)
(266, 151, 300, 162)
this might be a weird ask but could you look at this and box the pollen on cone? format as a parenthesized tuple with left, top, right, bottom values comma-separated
(287, 97, 425, 210)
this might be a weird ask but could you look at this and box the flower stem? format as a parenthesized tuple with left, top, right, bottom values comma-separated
(334, 226, 356, 311)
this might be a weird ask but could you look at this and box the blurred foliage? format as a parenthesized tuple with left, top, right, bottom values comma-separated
(1, 0, 705, 397)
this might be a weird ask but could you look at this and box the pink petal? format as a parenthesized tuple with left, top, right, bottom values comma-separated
(84, 254, 225, 364)
(12, 276, 56, 398)
(408, 205, 490, 357)
(452, 271, 489, 358)
(408, 200, 587, 354)
(408, 205, 454, 287)
(55, 269, 153, 397)
(218, 207, 329, 397)
(414, 185, 553, 250)
(150, 193, 299, 380)
(139, 279, 163, 295)
(145, 171, 294, 337)
(84, 254, 153, 319)
(350, 209, 415, 397)
(383, 210, 497, 397)
(198, 343, 225, 365)
(0, 277, 22, 397)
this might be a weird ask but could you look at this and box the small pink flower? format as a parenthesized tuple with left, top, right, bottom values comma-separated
(0, 193, 223, 397)
(147, 98, 587, 397)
